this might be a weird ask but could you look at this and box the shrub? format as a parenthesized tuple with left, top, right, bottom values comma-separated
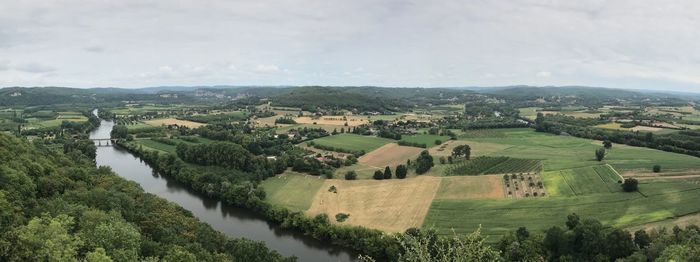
(335, 213, 350, 222)
(344, 171, 357, 180)
(383, 166, 392, 179)
(396, 165, 408, 179)
(373, 170, 384, 180)
(622, 178, 639, 192)
(653, 165, 661, 173)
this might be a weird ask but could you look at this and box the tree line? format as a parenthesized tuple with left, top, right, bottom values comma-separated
(0, 133, 290, 261)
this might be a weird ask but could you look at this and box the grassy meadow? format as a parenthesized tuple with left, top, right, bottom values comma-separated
(422, 127, 700, 239)
(260, 172, 325, 211)
(310, 134, 393, 153)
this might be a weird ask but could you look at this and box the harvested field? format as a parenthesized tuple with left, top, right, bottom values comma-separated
(145, 118, 205, 128)
(307, 176, 441, 232)
(359, 143, 423, 168)
(294, 116, 369, 126)
(435, 175, 504, 199)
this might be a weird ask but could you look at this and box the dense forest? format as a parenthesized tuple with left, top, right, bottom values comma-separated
(0, 133, 291, 261)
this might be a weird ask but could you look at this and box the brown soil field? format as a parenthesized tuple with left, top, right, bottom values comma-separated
(294, 116, 369, 126)
(145, 118, 205, 128)
(434, 175, 504, 199)
(359, 143, 423, 168)
(307, 176, 441, 232)
(255, 115, 280, 126)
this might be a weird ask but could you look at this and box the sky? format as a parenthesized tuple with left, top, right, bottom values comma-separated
(1, 0, 699, 92)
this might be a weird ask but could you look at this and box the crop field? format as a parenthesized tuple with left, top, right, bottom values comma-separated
(260, 172, 325, 211)
(110, 104, 192, 115)
(294, 116, 369, 126)
(358, 143, 423, 168)
(309, 134, 392, 153)
(435, 175, 504, 199)
(307, 176, 441, 232)
(134, 139, 178, 154)
(145, 118, 205, 128)
(558, 166, 619, 195)
(504, 173, 547, 198)
(424, 188, 700, 240)
(416, 127, 700, 239)
(453, 128, 700, 172)
(400, 134, 450, 146)
(275, 123, 346, 134)
(444, 156, 542, 176)
(519, 107, 606, 120)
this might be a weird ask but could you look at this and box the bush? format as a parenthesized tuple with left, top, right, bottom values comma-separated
(344, 171, 357, 180)
(397, 140, 427, 148)
(373, 170, 384, 180)
(653, 165, 661, 173)
(396, 165, 408, 179)
(622, 178, 639, 192)
(335, 213, 350, 222)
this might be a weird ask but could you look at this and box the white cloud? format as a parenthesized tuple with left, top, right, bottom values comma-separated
(0, 0, 698, 91)
(537, 71, 552, 78)
(13, 63, 55, 73)
(254, 64, 280, 73)
(84, 46, 104, 53)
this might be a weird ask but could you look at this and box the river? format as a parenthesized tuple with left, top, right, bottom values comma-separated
(89, 117, 356, 262)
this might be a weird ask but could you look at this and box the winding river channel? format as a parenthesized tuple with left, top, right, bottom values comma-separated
(89, 116, 355, 262)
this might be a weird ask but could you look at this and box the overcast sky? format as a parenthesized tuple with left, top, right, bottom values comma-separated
(1, 1, 699, 91)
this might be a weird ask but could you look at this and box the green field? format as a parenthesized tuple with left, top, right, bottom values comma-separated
(424, 128, 700, 239)
(400, 134, 450, 146)
(557, 166, 619, 195)
(444, 156, 542, 176)
(424, 188, 700, 240)
(454, 128, 700, 172)
(260, 172, 325, 211)
(133, 137, 216, 154)
(310, 134, 392, 153)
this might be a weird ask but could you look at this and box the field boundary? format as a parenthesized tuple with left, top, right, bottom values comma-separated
(606, 164, 625, 181)
(559, 171, 578, 196)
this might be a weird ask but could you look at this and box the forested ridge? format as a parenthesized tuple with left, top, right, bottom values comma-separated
(0, 133, 291, 262)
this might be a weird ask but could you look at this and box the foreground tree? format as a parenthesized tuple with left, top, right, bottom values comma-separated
(8, 214, 82, 262)
(359, 227, 500, 262)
